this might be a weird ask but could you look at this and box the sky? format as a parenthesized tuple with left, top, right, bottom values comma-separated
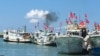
(0, 0, 100, 33)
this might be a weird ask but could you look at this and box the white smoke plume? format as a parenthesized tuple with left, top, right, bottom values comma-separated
(26, 9, 49, 23)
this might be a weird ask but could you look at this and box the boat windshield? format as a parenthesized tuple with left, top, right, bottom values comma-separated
(67, 30, 80, 36)
(47, 33, 55, 36)
(18, 33, 30, 36)
(91, 31, 100, 35)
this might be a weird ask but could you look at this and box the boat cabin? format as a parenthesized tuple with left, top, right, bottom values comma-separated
(67, 30, 81, 36)
(34, 30, 55, 38)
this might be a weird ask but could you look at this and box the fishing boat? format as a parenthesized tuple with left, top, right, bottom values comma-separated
(88, 31, 100, 47)
(56, 17, 89, 54)
(56, 26, 86, 54)
(3, 30, 31, 43)
(88, 25, 100, 54)
(31, 30, 56, 46)
(3, 26, 31, 43)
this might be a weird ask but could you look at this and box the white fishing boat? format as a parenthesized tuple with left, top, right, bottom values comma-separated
(3, 30, 31, 43)
(88, 28, 100, 49)
(85, 28, 100, 55)
(31, 30, 56, 46)
(56, 29, 85, 54)
(56, 20, 89, 54)
(3, 26, 31, 43)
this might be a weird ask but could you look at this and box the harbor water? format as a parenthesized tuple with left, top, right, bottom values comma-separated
(0, 37, 95, 56)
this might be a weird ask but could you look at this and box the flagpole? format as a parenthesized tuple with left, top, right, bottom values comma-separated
(37, 22, 39, 30)
(59, 22, 62, 34)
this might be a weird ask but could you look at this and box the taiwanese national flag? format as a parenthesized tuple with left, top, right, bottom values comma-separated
(43, 23, 46, 26)
(73, 13, 76, 18)
(66, 19, 69, 24)
(85, 18, 89, 24)
(69, 18, 72, 24)
(75, 16, 77, 19)
(34, 25, 37, 29)
(60, 22, 62, 27)
(79, 21, 85, 26)
(70, 12, 73, 19)
(85, 13, 87, 18)
(50, 27, 54, 32)
(94, 22, 97, 27)
(98, 24, 100, 31)
(44, 26, 48, 30)
(43, 23, 48, 30)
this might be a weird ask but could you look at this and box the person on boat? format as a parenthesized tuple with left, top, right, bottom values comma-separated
(79, 21, 88, 38)
(79, 21, 90, 51)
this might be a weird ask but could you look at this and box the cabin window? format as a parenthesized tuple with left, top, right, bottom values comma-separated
(58, 32, 60, 35)
(73, 32, 80, 35)
(94, 31, 99, 34)
(74, 32, 79, 35)
(68, 32, 79, 35)
(20, 34, 24, 36)
(40, 30, 43, 32)
(6, 32, 8, 35)
(48, 34, 55, 36)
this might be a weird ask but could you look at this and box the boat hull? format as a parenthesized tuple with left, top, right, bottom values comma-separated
(4, 38, 32, 43)
(56, 36, 84, 54)
(35, 41, 56, 46)
(31, 37, 56, 46)
(3, 30, 32, 43)
(89, 36, 100, 48)
(31, 39, 56, 46)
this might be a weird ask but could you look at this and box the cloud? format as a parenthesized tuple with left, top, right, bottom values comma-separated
(30, 19, 38, 23)
(25, 9, 49, 23)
